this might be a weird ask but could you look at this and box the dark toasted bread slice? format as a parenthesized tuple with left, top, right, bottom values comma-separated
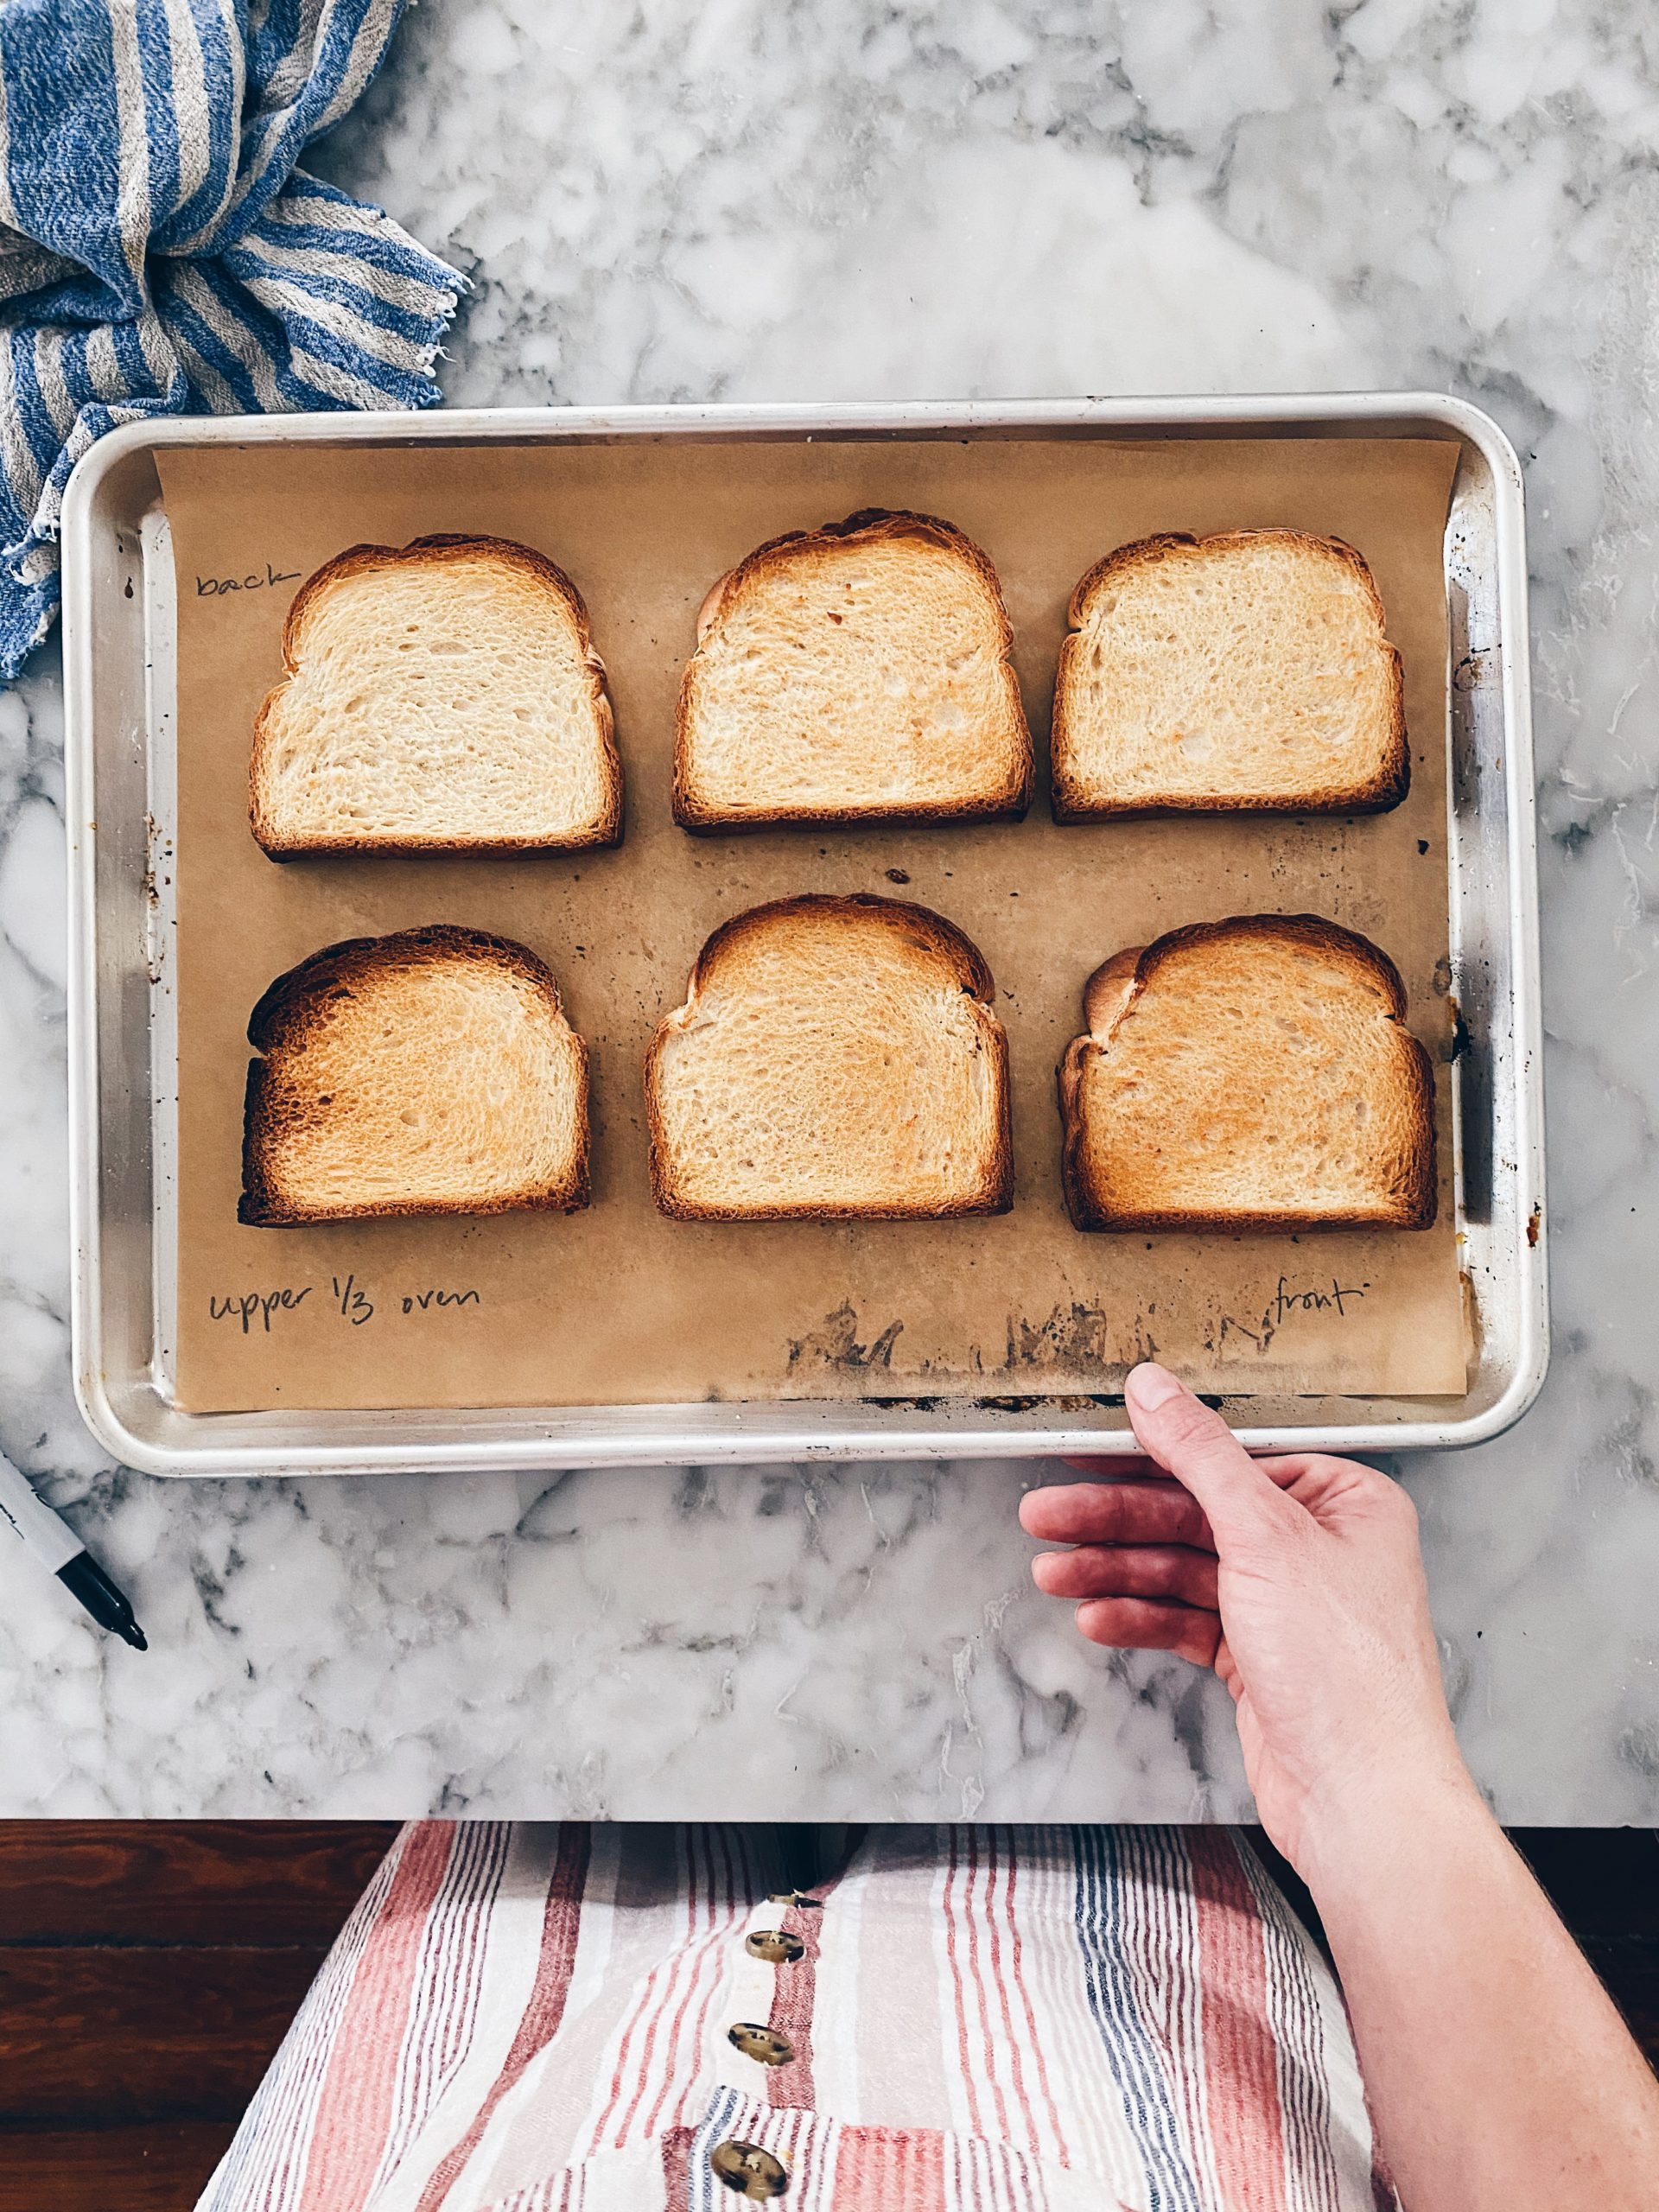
(1058, 914, 1435, 1231)
(240, 926, 589, 1224)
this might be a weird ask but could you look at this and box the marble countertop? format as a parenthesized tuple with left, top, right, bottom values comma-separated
(3, 0, 1656, 1821)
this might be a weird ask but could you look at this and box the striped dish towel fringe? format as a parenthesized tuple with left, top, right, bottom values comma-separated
(0, 0, 465, 678)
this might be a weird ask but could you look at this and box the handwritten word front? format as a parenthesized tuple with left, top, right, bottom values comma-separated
(1211, 1274, 1371, 1357)
(1272, 1274, 1369, 1322)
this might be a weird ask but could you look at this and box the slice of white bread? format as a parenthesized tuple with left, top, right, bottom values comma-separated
(646, 893, 1014, 1220)
(674, 509, 1033, 830)
(1052, 529, 1408, 817)
(1058, 915, 1435, 1232)
(240, 926, 589, 1225)
(251, 535, 621, 855)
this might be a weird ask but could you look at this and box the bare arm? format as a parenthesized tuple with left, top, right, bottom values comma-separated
(1020, 1363, 1659, 2212)
(1309, 1776, 1658, 2211)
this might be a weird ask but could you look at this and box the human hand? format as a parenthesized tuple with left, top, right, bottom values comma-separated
(1020, 1362, 1477, 1884)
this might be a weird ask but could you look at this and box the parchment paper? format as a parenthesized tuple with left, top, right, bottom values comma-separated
(156, 434, 1466, 1414)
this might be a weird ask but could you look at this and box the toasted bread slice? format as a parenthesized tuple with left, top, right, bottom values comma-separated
(251, 535, 621, 855)
(1052, 529, 1408, 817)
(646, 894, 1013, 1219)
(1058, 915, 1435, 1232)
(674, 509, 1033, 830)
(240, 927, 589, 1225)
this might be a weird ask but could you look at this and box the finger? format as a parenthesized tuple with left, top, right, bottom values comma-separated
(1073, 1596, 1222, 1667)
(1124, 1364, 1300, 1543)
(1250, 1454, 1324, 1491)
(1262, 1452, 1403, 1519)
(1020, 1480, 1214, 1551)
(1217, 1451, 1402, 1536)
(1071, 1448, 1342, 1497)
(1062, 1449, 1358, 1498)
(1033, 1542, 1220, 1610)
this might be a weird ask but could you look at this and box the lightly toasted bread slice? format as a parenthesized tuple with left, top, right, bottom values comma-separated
(251, 535, 622, 856)
(240, 927, 589, 1225)
(1058, 915, 1435, 1232)
(646, 893, 1014, 1220)
(1052, 529, 1408, 818)
(674, 509, 1033, 830)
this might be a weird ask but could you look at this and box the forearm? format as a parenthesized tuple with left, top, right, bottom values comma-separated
(1306, 1782, 1659, 2212)
(1029, 1375, 1659, 2204)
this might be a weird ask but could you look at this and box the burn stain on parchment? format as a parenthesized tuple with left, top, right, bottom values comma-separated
(787, 1300, 1160, 1407)
(786, 1300, 903, 1376)
(940, 1302, 1152, 1411)
(1003, 1300, 1159, 1377)
(785, 1299, 1227, 1408)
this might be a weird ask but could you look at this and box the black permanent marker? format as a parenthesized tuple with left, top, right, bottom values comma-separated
(0, 1452, 147, 1649)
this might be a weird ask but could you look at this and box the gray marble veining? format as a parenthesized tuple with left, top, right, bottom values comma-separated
(3, 0, 1656, 1819)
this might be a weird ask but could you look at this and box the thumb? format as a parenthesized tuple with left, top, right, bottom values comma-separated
(1124, 1364, 1298, 1545)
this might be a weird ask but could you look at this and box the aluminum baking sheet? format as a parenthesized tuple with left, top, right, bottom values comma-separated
(63, 397, 1548, 1475)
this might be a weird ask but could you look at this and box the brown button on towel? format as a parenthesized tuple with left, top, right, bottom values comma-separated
(710, 2139, 789, 2198)
(745, 1929, 804, 1965)
(728, 2021, 795, 2066)
(766, 1891, 823, 1908)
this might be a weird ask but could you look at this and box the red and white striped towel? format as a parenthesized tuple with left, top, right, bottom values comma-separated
(197, 1824, 1392, 2212)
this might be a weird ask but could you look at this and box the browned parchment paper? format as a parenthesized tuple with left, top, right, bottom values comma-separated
(156, 435, 1466, 1414)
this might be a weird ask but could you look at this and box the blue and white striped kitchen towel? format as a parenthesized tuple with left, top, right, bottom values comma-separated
(0, 0, 465, 678)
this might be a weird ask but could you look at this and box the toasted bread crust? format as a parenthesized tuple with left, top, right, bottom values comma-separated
(645, 892, 1014, 1219)
(673, 510, 1034, 833)
(1058, 913, 1436, 1233)
(1050, 529, 1409, 820)
(250, 535, 623, 857)
(240, 925, 590, 1225)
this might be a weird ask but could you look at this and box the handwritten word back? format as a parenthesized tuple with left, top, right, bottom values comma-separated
(195, 562, 301, 598)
